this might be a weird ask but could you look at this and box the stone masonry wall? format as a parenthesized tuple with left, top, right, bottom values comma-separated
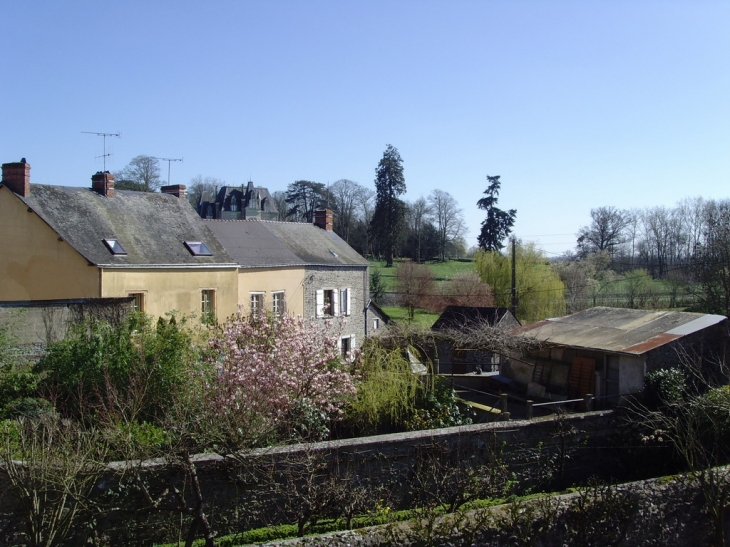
(304, 265, 369, 348)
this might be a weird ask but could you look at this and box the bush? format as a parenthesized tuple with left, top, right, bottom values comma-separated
(34, 313, 203, 424)
(643, 368, 686, 409)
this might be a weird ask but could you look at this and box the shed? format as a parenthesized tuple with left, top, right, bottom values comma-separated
(507, 307, 728, 404)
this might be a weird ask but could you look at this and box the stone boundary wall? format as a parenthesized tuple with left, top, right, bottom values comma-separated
(260, 471, 718, 546)
(0, 298, 132, 360)
(3, 411, 653, 545)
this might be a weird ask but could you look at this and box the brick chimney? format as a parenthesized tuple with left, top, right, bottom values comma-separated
(314, 208, 333, 231)
(161, 184, 187, 199)
(91, 171, 115, 198)
(1, 159, 31, 197)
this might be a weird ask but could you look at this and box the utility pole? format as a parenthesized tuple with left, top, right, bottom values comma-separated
(82, 131, 120, 172)
(153, 157, 183, 185)
(511, 237, 517, 318)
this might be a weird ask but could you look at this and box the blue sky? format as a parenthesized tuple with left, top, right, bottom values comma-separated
(2, 1, 729, 256)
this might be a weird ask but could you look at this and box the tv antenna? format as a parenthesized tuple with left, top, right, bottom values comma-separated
(153, 157, 183, 185)
(82, 131, 120, 172)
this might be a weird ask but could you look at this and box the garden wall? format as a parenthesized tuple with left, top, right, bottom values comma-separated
(2, 410, 664, 545)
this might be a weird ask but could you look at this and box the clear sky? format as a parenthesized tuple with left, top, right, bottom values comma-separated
(2, 1, 729, 256)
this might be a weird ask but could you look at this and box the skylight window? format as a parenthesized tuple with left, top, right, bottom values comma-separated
(184, 241, 213, 256)
(103, 239, 127, 255)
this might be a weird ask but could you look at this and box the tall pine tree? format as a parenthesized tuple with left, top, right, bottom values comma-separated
(369, 145, 406, 266)
(477, 175, 516, 251)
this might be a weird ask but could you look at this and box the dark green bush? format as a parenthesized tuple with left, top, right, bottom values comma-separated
(34, 313, 205, 425)
(643, 368, 686, 410)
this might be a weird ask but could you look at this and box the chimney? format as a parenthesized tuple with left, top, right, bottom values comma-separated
(1, 158, 31, 197)
(91, 171, 115, 198)
(161, 184, 187, 199)
(314, 208, 333, 231)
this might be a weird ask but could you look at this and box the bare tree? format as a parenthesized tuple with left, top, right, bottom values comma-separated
(576, 206, 630, 258)
(427, 190, 465, 262)
(187, 175, 223, 208)
(329, 179, 368, 242)
(406, 197, 432, 262)
(270, 191, 289, 221)
(115, 155, 162, 192)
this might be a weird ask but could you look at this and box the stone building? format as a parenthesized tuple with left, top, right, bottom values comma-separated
(197, 181, 278, 221)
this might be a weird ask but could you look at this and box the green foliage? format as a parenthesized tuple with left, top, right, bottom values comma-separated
(406, 377, 475, 430)
(370, 268, 387, 302)
(343, 341, 421, 435)
(0, 323, 43, 419)
(643, 368, 687, 409)
(34, 313, 204, 424)
(370, 144, 407, 267)
(477, 175, 516, 252)
(475, 242, 566, 324)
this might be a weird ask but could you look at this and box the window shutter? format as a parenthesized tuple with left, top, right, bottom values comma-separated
(333, 290, 340, 317)
(346, 288, 351, 316)
(316, 290, 324, 318)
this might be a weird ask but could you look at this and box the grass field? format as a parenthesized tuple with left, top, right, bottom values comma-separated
(369, 258, 477, 291)
(371, 259, 478, 326)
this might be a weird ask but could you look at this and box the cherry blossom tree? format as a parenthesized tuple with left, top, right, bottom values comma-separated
(206, 312, 356, 444)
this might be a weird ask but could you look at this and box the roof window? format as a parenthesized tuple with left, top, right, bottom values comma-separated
(184, 241, 213, 256)
(103, 239, 127, 255)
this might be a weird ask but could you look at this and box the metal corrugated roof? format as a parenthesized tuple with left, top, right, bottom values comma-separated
(511, 306, 726, 355)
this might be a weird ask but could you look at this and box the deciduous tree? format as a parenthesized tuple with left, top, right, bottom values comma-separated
(187, 175, 223, 208)
(115, 155, 162, 192)
(428, 190, 465, 262)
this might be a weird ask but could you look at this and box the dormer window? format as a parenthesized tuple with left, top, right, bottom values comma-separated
(184, 241, 212, 256)
(103, 239, 127, 255)
(230, 197, 238, 212)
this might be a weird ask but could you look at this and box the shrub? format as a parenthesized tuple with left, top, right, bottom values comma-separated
(643, 368, 686, 409)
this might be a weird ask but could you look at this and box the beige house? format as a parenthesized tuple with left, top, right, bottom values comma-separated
(0, 160, 239, 320)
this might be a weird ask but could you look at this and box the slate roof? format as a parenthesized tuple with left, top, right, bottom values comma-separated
(510, 306, 727, 355)
(16, 184, 235, 267)
(432, 306, 516, 331)
(202, 219, 369, 268)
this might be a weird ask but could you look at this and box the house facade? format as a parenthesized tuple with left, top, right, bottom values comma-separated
(0, 160, 239, 321)
(197, 181, 278, 221)
(506, 307, 728, 404)
(204, 209, 370, 351)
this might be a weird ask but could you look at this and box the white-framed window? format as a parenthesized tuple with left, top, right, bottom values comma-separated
(373, 318, 380, 330)
(340, 335, 355, 358)
(339, 288, 351, 316)
(129, 292, 145, 313)
(201, 289, 216, 323)
(316, 287, 351, 318)
(250, 292, 265, 318)
(272, 291, 285, 316)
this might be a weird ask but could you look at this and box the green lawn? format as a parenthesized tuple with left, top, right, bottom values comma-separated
(369, 258, 476, 291)
(371, 259, 477, 326)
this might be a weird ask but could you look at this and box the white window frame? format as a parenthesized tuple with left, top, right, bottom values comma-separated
(201, 289, 216, 322)
(340, 335, 355, 359)
(250, 292, 265, 318)
(272, 291, 285, 316)
(316, 287, 351, 318)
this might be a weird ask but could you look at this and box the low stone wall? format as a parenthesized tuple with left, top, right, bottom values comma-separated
(260, 472, 717, 546)
(3, 411, 658, 545)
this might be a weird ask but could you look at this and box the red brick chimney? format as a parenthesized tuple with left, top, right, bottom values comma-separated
(1, 159, 31, 197)
(314, 209, 333, 231)
(161, 184, 187, 199)
(91, 171, 115, 198)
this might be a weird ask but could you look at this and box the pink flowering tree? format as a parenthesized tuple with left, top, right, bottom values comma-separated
(206, 312, 356, 445)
